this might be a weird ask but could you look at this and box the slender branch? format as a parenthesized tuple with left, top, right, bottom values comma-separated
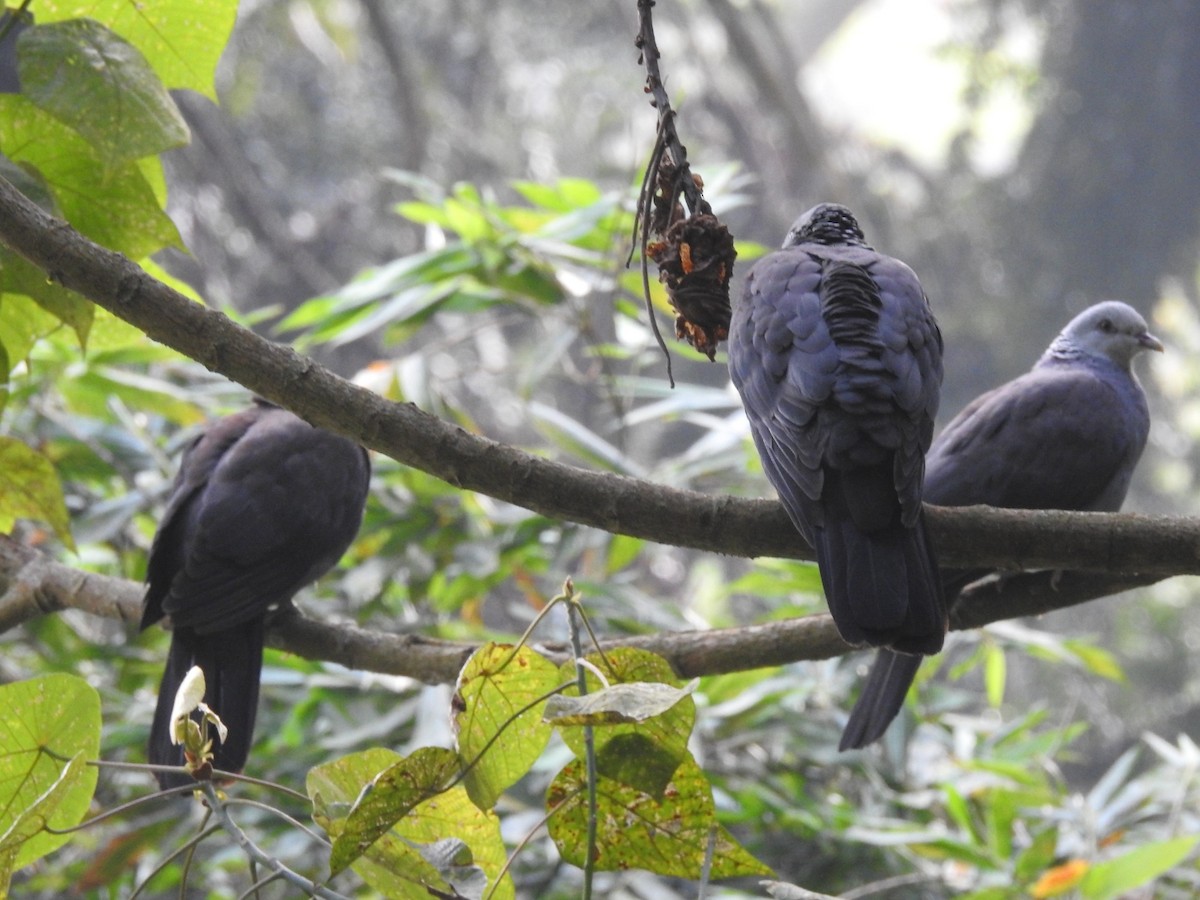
(200, 783, 352, 900)
(635, 0, 709, 218)
(0, 533, 1178, 685)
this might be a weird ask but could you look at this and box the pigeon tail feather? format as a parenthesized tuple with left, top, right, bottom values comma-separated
(813, 509, 945, 655)
(839, 650, 923, 750)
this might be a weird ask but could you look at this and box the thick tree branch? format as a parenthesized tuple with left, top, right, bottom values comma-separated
(0, 534, 1173, 684)
(1, 175, 1198, 580)
(0, 175, 1195, 685)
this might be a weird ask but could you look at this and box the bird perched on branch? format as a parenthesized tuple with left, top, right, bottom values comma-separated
(841, 301, 1163, 749)
(142, 399, 370, 788)
(728, 203, 947, 725)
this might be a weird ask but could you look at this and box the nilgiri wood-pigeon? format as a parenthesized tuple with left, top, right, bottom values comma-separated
(728, 203, 948, 709)
(142, 399, 370, 788)
(841, 301, 1163, 749)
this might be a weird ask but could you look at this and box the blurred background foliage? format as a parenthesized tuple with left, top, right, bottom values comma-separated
(5, 0, 1200, 896)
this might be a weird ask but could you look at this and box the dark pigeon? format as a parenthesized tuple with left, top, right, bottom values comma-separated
(841, 301, 1162, 749)
(142, 399, 370, 788)
(729, 203, 947, 696)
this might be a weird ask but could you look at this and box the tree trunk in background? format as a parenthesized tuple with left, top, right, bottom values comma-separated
(1004, 0, 1200, 314)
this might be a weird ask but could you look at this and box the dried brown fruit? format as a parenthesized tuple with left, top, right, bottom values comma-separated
(650, 214, 735, 361)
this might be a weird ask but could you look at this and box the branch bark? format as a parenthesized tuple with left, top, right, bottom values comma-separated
(0, 534, 1172, 684)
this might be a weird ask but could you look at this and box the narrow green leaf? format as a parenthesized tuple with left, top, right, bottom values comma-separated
(984, 644, 1006, 708)
(942, 784, 981, 845)
(984, 788, 1016, 860)
(1062, 639, 1126, 682)
(0, 674, 101, 870)
(0, 436, 74, 549)
(1080, 835, 1200, 900)
(455, 643, 560, 810)
(18, 20, 189, 168)
(546, 753, 770, 879)
(59, 367, 204, 424)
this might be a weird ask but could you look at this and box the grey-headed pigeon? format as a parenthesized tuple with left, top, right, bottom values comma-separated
(728, 203, 947, 702)
(142, 399, 370, 787)
(841, 301, 1162, 749)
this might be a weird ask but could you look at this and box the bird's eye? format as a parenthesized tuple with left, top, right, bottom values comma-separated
(1098, 318, 1115, 333)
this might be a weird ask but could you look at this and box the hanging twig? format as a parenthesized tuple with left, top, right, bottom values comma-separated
(632, 0, 736, 383)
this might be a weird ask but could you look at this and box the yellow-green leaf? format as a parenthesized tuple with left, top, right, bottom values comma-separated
(1080, 835, 1200, 900)
(329, 746, 459, 876)
(984, 644, 1006, 708)
(35, 0, 237, 99)
(308, 748, 512, 900)
(0, 674, 101, 871)
(455, 642, 561, 810)
(546, 752, 770, 880)
(0, 436, 74, 549)
(0, 96, 182, 260)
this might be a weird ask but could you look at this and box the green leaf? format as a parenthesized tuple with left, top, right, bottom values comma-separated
(546, 752, 770, 879)
(1015, 826, 1060, 883)
(544, 678, 698, 726)
(391, 786, 512, 900)
(310, 748, 457, 898)
(308, 747, 512, 900)
(0, 436, 75, 549)
(328, 747, 460, 876)
(0, 754, 89, 881)
(35, 0, 237, 98)
(0, 152, 57, 212)
(0, 96, 183, 259)
(942, 784, 981, 845)
(604, 534, 644, 575)
(512, 177, 603, 212)
(0, 251, 94, 346)
(0, 336, 7, 414)
(454, 642, 560, 810)
(593, 732, 682, 799)
(0, 674, 101, 871)
(59, 367, 205, 424)
(556, 648, 695, 767)
(984, 787, 1017, 860)
(0, 293, 61, 370)
(18, 20, 189, 168)
(1080, 835, 1200, 900)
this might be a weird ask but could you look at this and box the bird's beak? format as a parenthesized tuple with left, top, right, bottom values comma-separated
(1139, 331, 1165, 353)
